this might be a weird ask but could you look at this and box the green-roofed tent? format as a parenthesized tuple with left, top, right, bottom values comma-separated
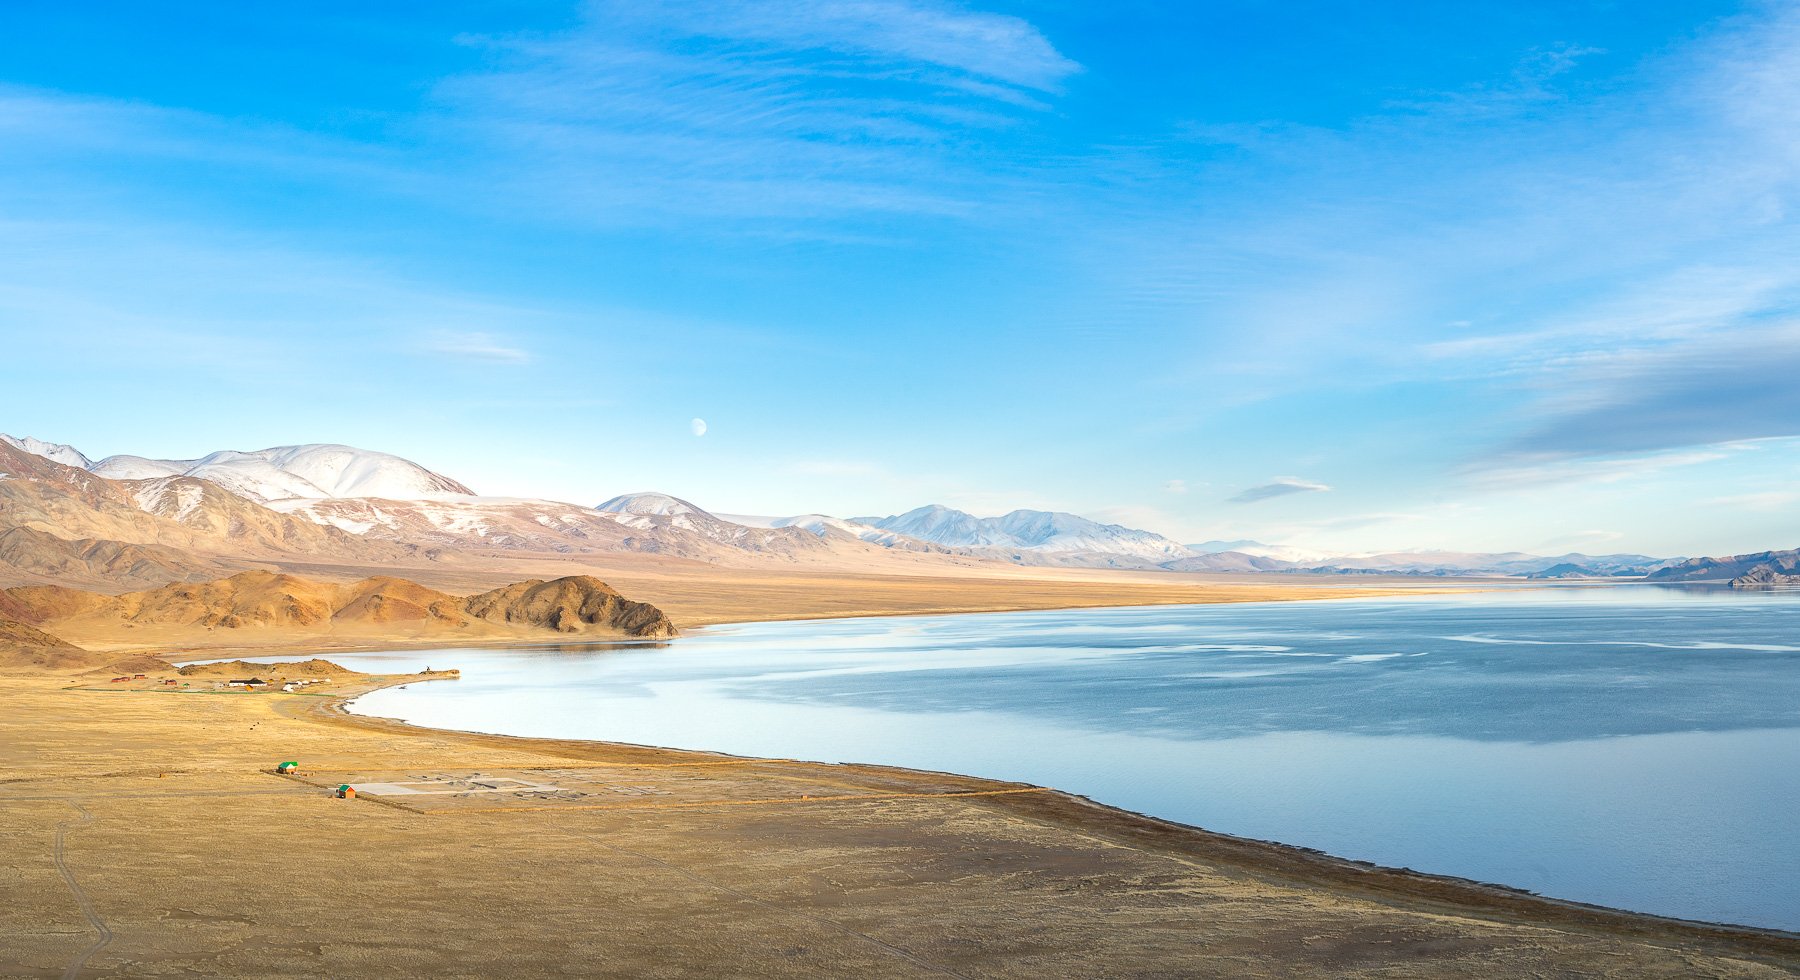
(277, 761, 298, 772)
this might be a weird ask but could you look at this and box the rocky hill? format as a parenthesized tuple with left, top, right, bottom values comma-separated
(1646, 547, 1800, 583)
(1731, 564, 1800, 587)
(464, 575, 676, 637)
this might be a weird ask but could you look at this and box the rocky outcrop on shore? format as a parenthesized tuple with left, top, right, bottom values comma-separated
(1730, 563, 1800, 588)
(1649, 546, 1800, 583)
(464, 575, 677, 638)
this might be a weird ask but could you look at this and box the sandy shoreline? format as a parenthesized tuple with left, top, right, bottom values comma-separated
(5, 580, 1797, 976)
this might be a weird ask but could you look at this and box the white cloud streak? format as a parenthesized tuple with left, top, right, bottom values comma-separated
(423, 330, 532, 364)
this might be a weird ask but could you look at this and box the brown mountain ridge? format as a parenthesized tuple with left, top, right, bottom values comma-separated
(0, 570, 675, 666)
(0, 440, 420, 581)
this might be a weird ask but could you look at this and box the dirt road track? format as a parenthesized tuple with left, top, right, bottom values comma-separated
(53, 801, 112, 980)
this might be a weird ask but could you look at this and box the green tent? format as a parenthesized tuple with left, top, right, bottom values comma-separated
(277, 761, 298, 773)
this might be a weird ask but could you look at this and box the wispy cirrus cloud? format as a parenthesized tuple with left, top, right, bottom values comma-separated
(1461, 447, 1734, 492)
(1, 1, 1080, 240)
(433, 0, 1080, 232)
(621, 0, 1080, 92)
(1502, 325, 1800, 457)
(1228, 478, 1332, 505)
(1703, 490, 1800, 512)
(423, 330, 532, 364)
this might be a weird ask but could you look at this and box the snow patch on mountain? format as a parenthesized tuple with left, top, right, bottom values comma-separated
(130, 478, 206, 524)
(268, 497, 396, 535)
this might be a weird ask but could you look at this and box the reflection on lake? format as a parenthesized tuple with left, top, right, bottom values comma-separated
(330, 588, 1800, 931)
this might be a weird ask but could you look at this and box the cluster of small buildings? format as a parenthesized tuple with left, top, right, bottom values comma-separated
(216, 677, 328, 692)
(105, 674, 186, 687)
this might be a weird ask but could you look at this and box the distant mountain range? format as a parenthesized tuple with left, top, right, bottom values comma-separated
(0, 431, 1721, 590)
(1185, 539, 1334, 563)
(1282, 550, 1676, 578)
(852, 505, 1192, 562)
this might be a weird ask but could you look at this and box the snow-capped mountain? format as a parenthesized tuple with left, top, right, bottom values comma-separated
(596, 492, 707, 518)
(80, 443, 473, 502)
(0, 435, 413, 571)
(770, 514, 926, 549)
(0, 434, 93, 470)
(856, 505, 1194, 562)
(595, 493, 836, 557)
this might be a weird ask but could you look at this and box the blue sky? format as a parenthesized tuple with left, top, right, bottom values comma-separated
(2, 0, 1798, 557)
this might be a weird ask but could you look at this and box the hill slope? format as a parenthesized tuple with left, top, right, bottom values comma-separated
(0, 615, 93, 670)
(0, 525, 220, 589)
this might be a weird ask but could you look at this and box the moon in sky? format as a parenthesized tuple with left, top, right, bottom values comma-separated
(690, 417, 708, 437)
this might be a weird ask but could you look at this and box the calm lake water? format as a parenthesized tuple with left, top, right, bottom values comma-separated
(325, 588, 1800, 932)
